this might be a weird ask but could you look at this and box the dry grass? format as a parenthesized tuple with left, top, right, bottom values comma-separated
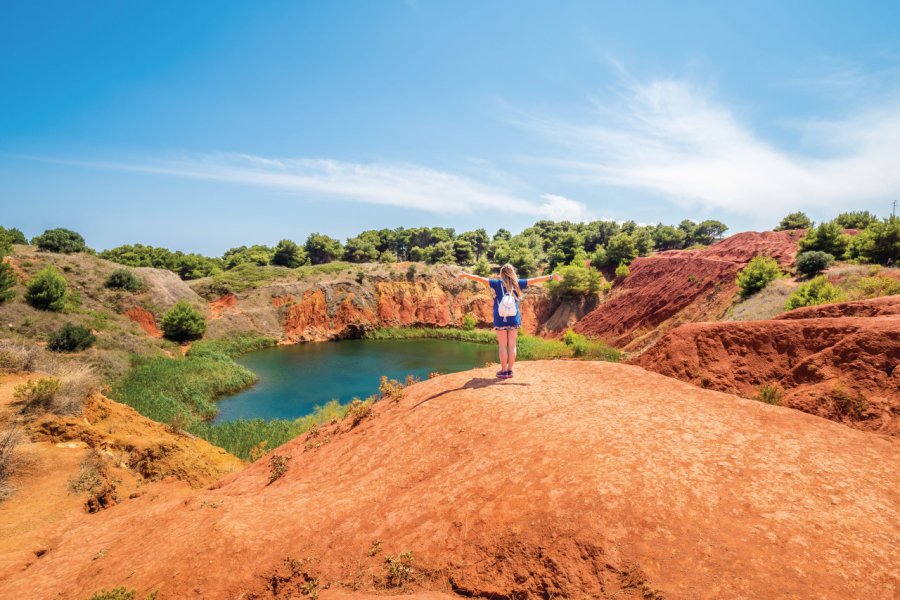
(0, 424, 22, 502)
(0, 338, 42, 373)
(12, 363, 99, 416)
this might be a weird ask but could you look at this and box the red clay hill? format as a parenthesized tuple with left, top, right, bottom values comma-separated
(574, 230, 804, 351)
(2, 361, 897, 599)
(634, 295, 900, 436)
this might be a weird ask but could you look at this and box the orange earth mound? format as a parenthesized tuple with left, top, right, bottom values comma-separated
(2, 361, 897, 599)
(574, 230, 803, 351)
(632, 296, 900, 435)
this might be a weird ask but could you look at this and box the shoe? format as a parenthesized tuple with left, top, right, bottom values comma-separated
(496, 370, 507, 378)
(505, 370, 514, 378)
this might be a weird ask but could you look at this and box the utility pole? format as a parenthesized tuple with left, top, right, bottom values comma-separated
(893, 199, 897, 219)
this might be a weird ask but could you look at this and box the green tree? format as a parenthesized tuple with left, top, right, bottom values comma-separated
(25, 266, 68, 311)
(47, 323, 96, 352)
(798, 221, 850, 259)
(509, 246, 538, 276)
(492, 228, 511, 242)
(694, 220, 728, 245)
(677, 219, 698, 246)
(603, 233, 637, 267)
(736, 256, 781, 297)
(222, 245, 274, 269)
(452, 239, 476, 265)
(632, 227, 655, 255)
(795, 251, 834, 277)
(488, 240, 511, 264)
(304, 233, 344, 265)
(161, 301, 207, 342)
(0, 262, 15, 303)
(271, 239, 307, 267)
(105, 268, 144, 292)
(582, 220, 620, 252)
(589, 246, 607, 270)
(615, 262, 630, 278)
(651, 224, 687, 251)
(32, 228, 87, 253)
(379, 250, 398, 264)
(785, 276, 845, 311)
(834, 211, 878, 230)
(0, 226, 27, 246)
(427, 241, 455, 264)
(343, 233, 380, 263)
(407, 246, 426, 262)
(775, 212, 813, 231)
(848, 217, 900, 265)
(459, 229, 490, 260)
(549, 232, 584, 269)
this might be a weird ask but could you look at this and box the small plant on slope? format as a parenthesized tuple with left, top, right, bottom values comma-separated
(785, 276, 846, 311)
(47, 322, 96, 352)
(754, 383, 783, 405)
(736, 256, 781, 297)
(24, 266, 68, 311)
(268, 454, 291, 485)
(384, 551, 415, 588)
(160, 300, 207, 342)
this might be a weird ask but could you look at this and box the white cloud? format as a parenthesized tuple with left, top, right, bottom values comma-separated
(47, 153, 588, 220)
(515, 76, 900, 220)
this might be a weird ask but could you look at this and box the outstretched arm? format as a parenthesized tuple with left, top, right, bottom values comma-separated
(455, 272, 490, 286)
(527, 272, 563, 285)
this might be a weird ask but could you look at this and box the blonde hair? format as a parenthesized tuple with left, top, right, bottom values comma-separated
(499, 263, 522, 297)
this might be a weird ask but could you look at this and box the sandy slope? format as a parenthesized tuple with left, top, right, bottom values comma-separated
(2, 361, 897, 599)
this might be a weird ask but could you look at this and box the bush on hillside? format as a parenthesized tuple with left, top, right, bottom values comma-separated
(379, 250, 398, 264)
(222, 245, 274, 269)
(736, 256, 781, 297)
(105, 268, 144, 292)
(31, 228, 87, 253)
(304, 233, 344, 265)
(785, 276, 846, 311)
(614, 262, 630, 279)
(0, 262, 15, 303)
(473, 258, 490, 277)
(848, 217, 900, 265)
(25, 266, 68, 311)
(547, 264, 605, 298)
(462, 313, 477, 331)
(160, 300, 207, 342)
(846, 275, 900, 300)
(47, 323, 96, 352)
(0, 226, 27, 247)
(798, 221, 850, 259)
(602, 233, 637, 267)
(774, 212, 812, 231)
(795, 251, 834, 277)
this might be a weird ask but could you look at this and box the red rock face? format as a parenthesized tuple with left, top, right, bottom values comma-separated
(575, 231, 803, 350)
(3, 361, 897, 599)
(123, 307, 161, 338)
(1, 255, 28, 281)
(208, 293, 237, 319)
(633, 297, 900, 435)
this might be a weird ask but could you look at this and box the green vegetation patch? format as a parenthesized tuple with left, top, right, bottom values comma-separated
(785, 276, 846, 311)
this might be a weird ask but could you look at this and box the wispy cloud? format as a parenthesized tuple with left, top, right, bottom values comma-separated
(515, 73, 900, 219)
(38, 153, 592, 221)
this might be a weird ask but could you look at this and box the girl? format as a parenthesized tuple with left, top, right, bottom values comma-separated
(456, 264, 561, 378)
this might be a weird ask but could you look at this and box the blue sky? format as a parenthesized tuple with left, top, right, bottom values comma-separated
(1, 0, 899, 255)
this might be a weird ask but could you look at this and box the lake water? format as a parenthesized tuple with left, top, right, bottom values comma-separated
(213, 339, 497, 422)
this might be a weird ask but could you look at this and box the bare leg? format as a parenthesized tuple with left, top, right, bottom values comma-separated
(507, 328, 518, 372)
(495, 329, 509, 372)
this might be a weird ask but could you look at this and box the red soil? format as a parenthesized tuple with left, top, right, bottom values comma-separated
(2, 361, 897, 599)
(1, 256, 28, 281)
(123, 307, 161, 338)
(633, 297, 900, 435)
(575, 231, 803, 350)
(208, 293, 238, 319)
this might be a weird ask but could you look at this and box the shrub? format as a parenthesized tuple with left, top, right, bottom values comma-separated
(0, 424, 21, 501)
(267, 454, 291, 484)
(798, 221, 850, 259)
(304, 233, 344, 265)
(547, 264, 604, 298)
(614, 262, 630, 279)
(379, 250, 398, 264)
(344, 398, 374, 427)
(384, 551, 415, 588)
(785, 276, 846, 311)
(603, 233, 637, 267)
(0, 340, 41, 373)
(406, 264, 417, 281)
(830, 387, 869, 420)
(47, 323, 96, 352)
(379, 375, 405, 402)
(754, 383, 783, 405)
(847, 275, 900, 300)
(774, 212, 812, 231)
(105, 268, 144, 292)
(161, 300, 207, 342)
(794, 251, 834, 277)
(562, 329, 589, 357)
(32, 228, 87, 253)
(834, 210, 878, 230)
(87, 587, 156, 600)
(736, 256, 781, 297)
(462, 313, 477, 331)
(14, 377, 62, 413)
(0, 261, 15, 303)
(473, 258, 491, 277)
(25, 266, 68, 311)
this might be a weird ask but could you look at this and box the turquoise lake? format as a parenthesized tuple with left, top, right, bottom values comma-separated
(213, 338, 497, 422)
